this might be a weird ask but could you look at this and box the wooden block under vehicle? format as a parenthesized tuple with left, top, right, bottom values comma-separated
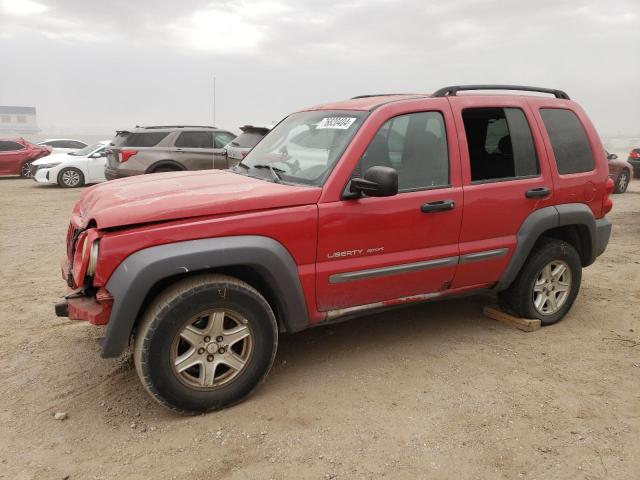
(482, 306, 541, 332)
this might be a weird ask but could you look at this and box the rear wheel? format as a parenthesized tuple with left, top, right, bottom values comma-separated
(20, 161, 34, 178)
(57, 167, 85, 188)
(134, 274, 278, 414)
(614, 171, 630, 194)
(499, 238, 581, 325)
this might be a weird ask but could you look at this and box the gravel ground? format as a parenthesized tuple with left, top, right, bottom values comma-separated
(0, 175, 638, 480)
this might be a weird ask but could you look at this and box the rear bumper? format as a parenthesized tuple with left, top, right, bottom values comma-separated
(104, 166, 141, 180)
(595, 217, 612, 258)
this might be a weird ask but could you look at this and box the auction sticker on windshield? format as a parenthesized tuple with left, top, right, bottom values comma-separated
(316, 117, 357, 129)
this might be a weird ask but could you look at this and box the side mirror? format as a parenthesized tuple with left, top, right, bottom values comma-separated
(90, 151, 106, 158)
(607, 153, 618, 160)
(350, 166, 398, 197)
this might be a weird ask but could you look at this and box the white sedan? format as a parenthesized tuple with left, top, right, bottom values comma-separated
(32, 141, 109, 188)
(37, 138, 88, 154)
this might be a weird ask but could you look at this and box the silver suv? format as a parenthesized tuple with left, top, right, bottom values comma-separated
(105, 126, 236, 180)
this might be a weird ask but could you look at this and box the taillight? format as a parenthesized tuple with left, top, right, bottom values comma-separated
(118, 150, 138, 163)
(602, 177, 614, 215)
(630, 150, 640, 159)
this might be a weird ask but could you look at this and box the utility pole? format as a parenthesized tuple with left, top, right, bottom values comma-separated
(213, 75, 216, 127)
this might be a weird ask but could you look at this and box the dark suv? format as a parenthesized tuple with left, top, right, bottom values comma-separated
(104, 126, 236, 180)
(57, 85, 613, 414)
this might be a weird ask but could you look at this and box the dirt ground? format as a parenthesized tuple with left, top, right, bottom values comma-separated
(0, 174, 638, 480)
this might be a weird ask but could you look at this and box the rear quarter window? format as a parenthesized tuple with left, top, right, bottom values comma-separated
(111, 131, 169, 148)
(540, 108, 594, 174)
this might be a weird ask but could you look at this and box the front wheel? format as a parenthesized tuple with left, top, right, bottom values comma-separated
(57, 167, 85, 188)
(614, 171, 630, 194)
(499, 239, 582, 325)
(134, 274, 278, 414)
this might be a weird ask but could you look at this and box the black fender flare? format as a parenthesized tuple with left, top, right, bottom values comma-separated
(146, 159, 186, 174)
(101, 235, 309, 358)
(495, 203, 610, 291)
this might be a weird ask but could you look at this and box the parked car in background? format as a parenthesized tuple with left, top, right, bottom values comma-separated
(628, 147, 640, 178)
(57, 85, 613, 413)
(606, 151, 633, 194)
(37, 139, 88, 154)
(0, 138, 51, 177)
(224, 125, 271, 164)
(32, 141, 109, 188)
(104, 126, 236, 180)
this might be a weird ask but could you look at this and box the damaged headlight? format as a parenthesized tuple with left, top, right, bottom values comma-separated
(85, 239, 100, 276)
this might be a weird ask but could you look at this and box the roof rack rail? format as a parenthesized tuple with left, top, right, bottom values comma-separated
(134, 125, 217, 129)
(351, 93, 415, 99)
(432, 85, 570, 100)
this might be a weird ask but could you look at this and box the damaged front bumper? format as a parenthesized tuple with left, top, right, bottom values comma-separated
(55, 260, 113, 325)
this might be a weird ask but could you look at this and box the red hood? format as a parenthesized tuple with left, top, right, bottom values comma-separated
(73, 170, 321, 229)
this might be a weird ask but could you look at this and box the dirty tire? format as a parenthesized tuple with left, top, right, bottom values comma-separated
(613, 171, 629, 194)
(134, 274, 278, 414)
(499, 238, 581, 326)
(57, 167, 85, 188)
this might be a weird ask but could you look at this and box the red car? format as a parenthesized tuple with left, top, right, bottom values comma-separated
(0, 138, 51, 177)
(606, 151, 633, 193)
(56, 85, 613, 413)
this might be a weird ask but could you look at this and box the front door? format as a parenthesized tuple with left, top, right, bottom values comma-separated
(316, 109, 463, 312)
(87, 147, 107, 181)
(447, 96, 555, 288)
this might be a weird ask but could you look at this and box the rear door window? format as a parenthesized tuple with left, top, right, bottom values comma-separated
(540, 108, 594, 174)
(462, 107, 539, 182)
(174, 131, 213, 149)
(112, 131, 169, 147)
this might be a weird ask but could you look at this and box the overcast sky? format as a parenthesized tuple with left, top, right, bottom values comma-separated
(0, 0, 638, 136)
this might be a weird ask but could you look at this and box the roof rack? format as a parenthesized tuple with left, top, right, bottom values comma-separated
(134, 125, 218, 129)
(351, 94, 416, 99)
(432, 85, 570, 100)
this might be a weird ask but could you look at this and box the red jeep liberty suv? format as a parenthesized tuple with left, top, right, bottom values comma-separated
(56, 85, 613, 413)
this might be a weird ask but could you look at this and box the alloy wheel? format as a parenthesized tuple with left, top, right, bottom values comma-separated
(618, 172, 629, 192)
(171, 309, 253, 390)
(62, 170, 81, 187)
(21, 162, 34, 178)
(532, 260, 572, 315)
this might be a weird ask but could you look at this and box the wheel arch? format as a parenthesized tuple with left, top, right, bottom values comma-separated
(101, 236, 309, 358)
(495, 204, 608, 291)
(146, 159, 186, 174)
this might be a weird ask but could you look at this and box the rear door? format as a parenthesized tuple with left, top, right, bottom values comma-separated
(448, 96, 554, 288)
(316, 103, 463, 311)
(0, 140, 26, 174)
(174, 131, 215, 170)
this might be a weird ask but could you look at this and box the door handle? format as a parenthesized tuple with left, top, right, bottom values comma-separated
(525, 187, 550, 198)
(421, 200, 455, 213)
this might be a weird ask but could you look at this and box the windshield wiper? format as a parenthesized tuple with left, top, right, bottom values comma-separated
(252, 164, 284, 183)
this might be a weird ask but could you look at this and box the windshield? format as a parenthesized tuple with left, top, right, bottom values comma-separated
(234, 110, 367, 185)
(69, 143, 103, 156)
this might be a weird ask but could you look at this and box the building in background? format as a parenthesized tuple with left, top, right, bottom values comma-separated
(0, 106, 40, 134)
